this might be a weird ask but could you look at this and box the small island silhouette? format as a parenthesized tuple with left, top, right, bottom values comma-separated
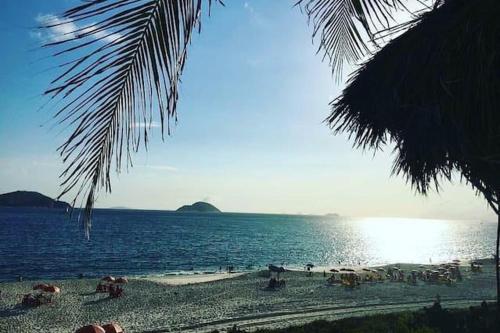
(176, 202, 221, 213)
(0, 191, 70, 210)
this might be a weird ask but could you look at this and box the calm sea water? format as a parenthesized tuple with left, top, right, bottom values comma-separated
(0, 208, 496, 281)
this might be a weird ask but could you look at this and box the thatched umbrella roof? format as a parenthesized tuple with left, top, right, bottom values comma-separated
(329, 0, 500, 207)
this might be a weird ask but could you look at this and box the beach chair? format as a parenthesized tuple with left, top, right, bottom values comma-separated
(22, 293, 41, 307)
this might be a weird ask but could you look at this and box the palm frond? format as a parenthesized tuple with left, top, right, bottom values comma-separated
(42, 0, 221, 237)
(296, 0, 411, 77)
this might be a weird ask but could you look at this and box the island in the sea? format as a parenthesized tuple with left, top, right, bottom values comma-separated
(176, 201, 221, 213)
(0, 191, 71, 210)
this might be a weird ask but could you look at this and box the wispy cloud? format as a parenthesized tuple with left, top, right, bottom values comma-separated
(32, 14, 121, 44)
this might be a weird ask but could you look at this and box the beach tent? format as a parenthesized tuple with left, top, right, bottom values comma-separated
(75, 325, 105, 333)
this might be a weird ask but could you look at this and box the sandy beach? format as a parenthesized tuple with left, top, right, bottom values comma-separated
(0, 260, 496, 333)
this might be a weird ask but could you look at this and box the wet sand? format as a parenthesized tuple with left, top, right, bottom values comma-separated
(0, 260, 496, 333)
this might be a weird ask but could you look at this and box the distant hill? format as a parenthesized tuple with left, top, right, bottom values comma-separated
(176, 202, 221, 213)
(0, 191, 71, 210)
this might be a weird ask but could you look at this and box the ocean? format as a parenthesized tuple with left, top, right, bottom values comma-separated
(0, 208, 495, 281)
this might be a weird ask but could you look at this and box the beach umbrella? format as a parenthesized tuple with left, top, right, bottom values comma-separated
(43, 285, 61, 293)
(268, 265, 282, 273)
(33, 283, 49, 291)
(306, 263, 314, 268)
(114, 277, 128, 284)
(268, 265, 285, 279)
(75, 325, 105, 333)
(327, 0, 500, 303)
(329, 268, 339, 273)
(102, 323, 124, 333)
(101, 276, 115, 283)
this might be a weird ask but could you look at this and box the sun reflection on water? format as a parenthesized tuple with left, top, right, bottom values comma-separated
(355, 218, 451, 264)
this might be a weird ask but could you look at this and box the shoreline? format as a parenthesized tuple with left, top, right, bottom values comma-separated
(1, 257, 494, 284)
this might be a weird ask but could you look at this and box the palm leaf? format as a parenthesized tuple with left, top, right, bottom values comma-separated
(42, 0, 221, 238)
(296, 0, 410, 77)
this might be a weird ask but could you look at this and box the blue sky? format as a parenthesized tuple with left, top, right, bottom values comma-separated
(0, 0, 495, 221)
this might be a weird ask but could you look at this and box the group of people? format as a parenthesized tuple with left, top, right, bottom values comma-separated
(419, 266, 463, 284)
(96, 276, 126, 298)
(96, 282, 124, 298)
(21, 284, 60, 307)
(471, 261, 483, 272)
(323, 261, 468, 288)
(267, 277, 286, 289)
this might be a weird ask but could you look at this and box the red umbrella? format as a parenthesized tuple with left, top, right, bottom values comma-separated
(101, 276, 115, 283)
(114, 277, 128, 284)
(75, 325, 106, 333)
(33, 283, 49, 291)
(43, 285, 61, 293)
(102, 323, 124, 333)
